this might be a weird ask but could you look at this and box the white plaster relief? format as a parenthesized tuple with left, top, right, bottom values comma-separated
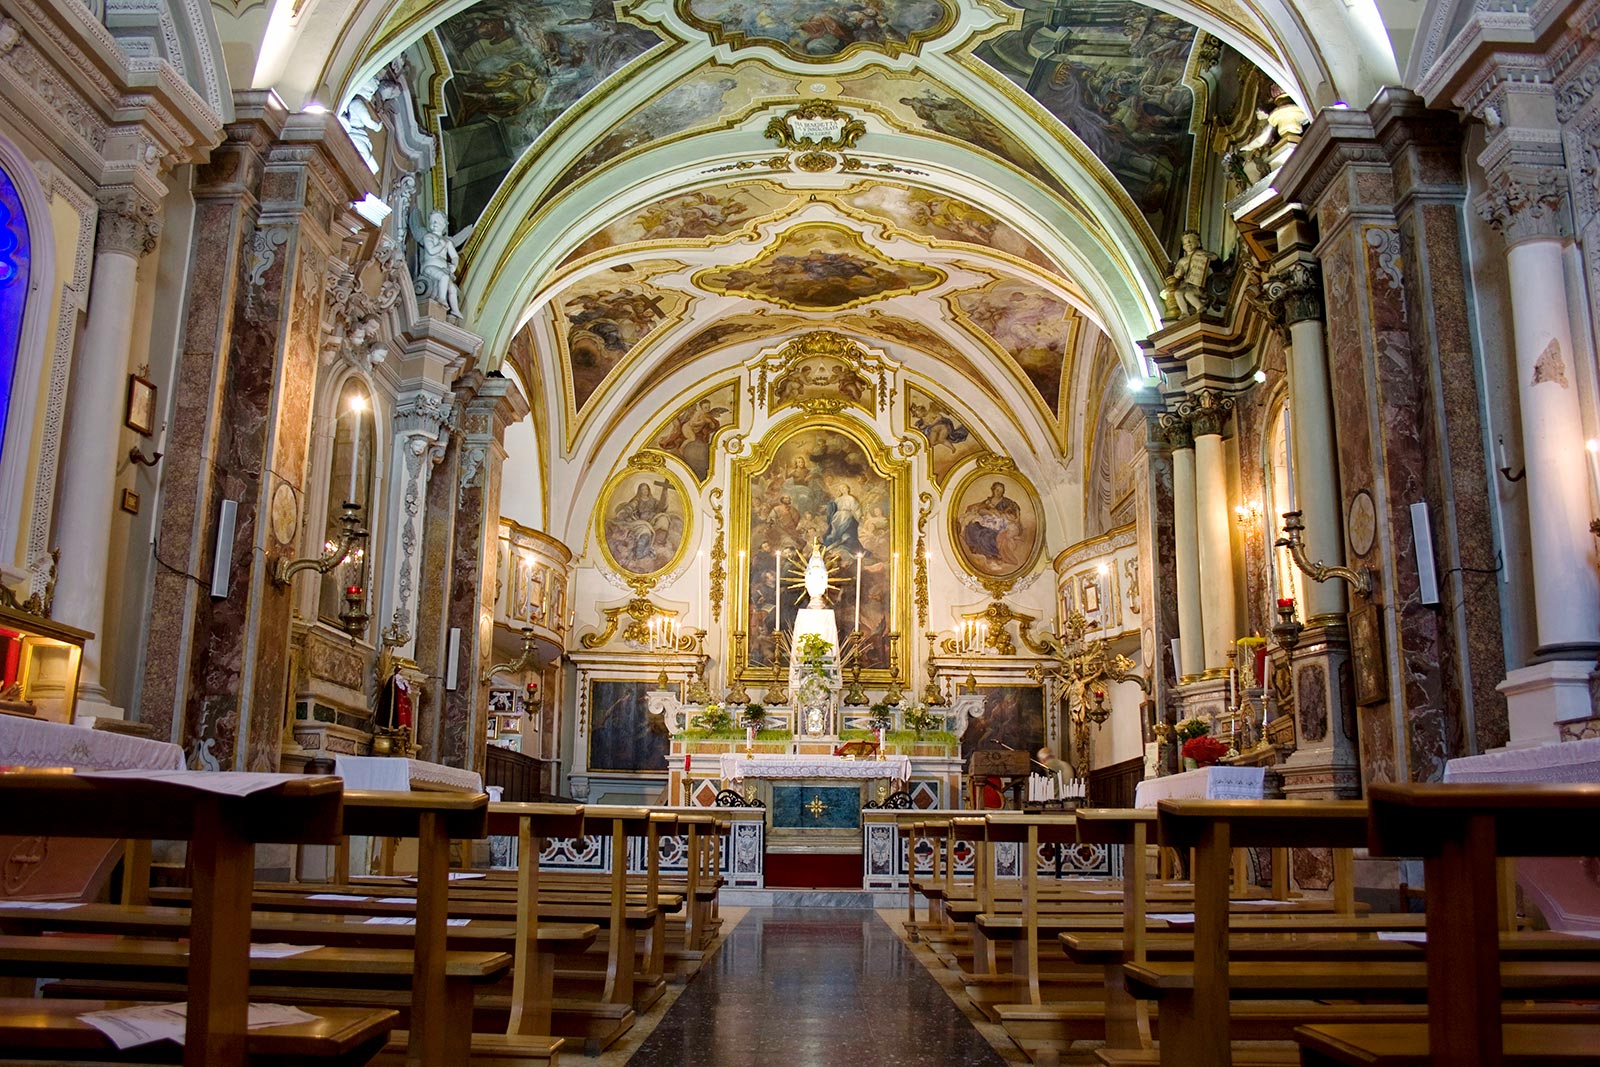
(1532, 337, 1570, 387)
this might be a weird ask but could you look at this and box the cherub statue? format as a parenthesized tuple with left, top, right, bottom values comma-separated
(1161, 230, 1217, 319)
(417, 210, 470, 320)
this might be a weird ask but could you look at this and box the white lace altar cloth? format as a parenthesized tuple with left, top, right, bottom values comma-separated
(1134, 765, 1266, 808)
(1443, 737, 1600, 932)
(335, 756, 482, 793)
(720, 754, 912, 782)
(0, 715, 184, 771)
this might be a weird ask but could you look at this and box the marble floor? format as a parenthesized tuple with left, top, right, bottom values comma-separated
(623, 909, 1012, 1066)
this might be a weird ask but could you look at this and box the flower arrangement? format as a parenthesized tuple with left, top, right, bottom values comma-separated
(866, 702, 894, 731)
(691, 703, 733, 733)
(902, 703, 941, 736)
(794, 633, 832, 673)
(1175, 717, 1211, 742)
(1181, 735, 1229, 766)
(741, 703, 767, 731)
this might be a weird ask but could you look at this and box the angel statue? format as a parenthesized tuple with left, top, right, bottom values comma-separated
(417, 210, 471, 320)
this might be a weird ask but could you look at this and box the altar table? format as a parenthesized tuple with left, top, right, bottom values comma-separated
(719, 753, 912, 783)
(1133, 765, 1266, 808)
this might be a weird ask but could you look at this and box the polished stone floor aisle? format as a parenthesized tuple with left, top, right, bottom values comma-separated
(624, 908, 1009, 1066)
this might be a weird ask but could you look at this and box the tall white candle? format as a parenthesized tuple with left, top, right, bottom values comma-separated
(1283, 406, 1297, 511)
(697, 550, 705, 627)
(774, 550, 782, 631)
(853, 552, 862, 632)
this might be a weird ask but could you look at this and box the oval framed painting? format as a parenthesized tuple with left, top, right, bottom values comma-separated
(947, 466, 1044, 585)
(595, 462, 693, 581)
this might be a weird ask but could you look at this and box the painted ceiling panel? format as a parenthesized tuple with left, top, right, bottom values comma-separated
(677, 0, 958, 60)
(562, 182, 799, 266)
(435, 0, 662, 228)
(831, 185, 1062, 276)
(974, 0, 1197, 248)
(556, 261, 691, 417)
(692, 223, 946, 310)
(953, 277, 1080, 419)
(538, 65, 802, 214)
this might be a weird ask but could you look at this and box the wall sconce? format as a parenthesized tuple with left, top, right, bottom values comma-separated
(1234, 502, 1262, 531)
(1275, 509, 1374, 598)
(273, 501, 368, 587)
(483, 626, 540, 685)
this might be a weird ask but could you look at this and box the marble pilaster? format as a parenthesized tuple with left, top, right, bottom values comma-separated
(436, 373, 529, 771)
(1138, 406, 1182, 771)
(376, 389, 453, 659)
(1274, 89, 1503, 782)
(1162, 412, 1205, 682)
(161, 104, 375, 770)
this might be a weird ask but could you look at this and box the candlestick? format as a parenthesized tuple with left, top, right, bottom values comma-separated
(854, 552, 862, 632)
(697, 550, 705, 627)
(774, 550, 782, 631)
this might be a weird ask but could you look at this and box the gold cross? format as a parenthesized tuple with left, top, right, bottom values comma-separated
(806, 795, 828, 818)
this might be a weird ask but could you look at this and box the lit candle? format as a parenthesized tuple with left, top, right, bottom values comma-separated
(1586, 440, 1600, 505)
(854, 553, 862, 633)
(697, 550, 705, 627)
(1283, 407, 1297, 511)
(1228, 666, 1237, 709)
(774, 550, 782, 631)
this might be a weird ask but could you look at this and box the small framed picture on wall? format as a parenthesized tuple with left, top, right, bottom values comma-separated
(125, 374, 156, 437)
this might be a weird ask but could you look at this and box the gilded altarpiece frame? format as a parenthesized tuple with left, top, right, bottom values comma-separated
(729, 415, 910, 681)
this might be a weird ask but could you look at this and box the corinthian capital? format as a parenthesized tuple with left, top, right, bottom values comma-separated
(1176, 388, 1235, 438)
(1263, 261, 1323, 326)
(1155, 410, 1193, 450)
(1475, 165, 1570, 245)
(94, 189, 162, 258)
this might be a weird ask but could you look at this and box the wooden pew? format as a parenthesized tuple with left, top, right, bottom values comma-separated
(0, 768, 393, 1067)
(1294, 782, 1600, 1067)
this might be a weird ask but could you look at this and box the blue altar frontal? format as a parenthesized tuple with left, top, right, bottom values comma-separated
(772, 784, 863, 831)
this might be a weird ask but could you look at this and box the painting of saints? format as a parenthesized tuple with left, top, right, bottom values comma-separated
(652, 384, 736, 482)
(949, 471, 1042, 581)
(743, 428, 898, 669)
(588, 680, 672, 772)
(599, 471, 688, 577)
(962, 685, 1045, 761)
(905, 384, 983, 485)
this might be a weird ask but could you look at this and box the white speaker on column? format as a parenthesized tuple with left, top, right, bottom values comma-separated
(1410, 501, 1439, 606)
(210, 499, 237, 599)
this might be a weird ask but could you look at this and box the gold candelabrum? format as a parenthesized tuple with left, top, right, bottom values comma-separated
(882, 633, 905, 705)
(726, 631, 752, 704)
(764, 629, 791, 706)
(1029, 611, 1150, 774)
(922, 631, 947, 706)
(840, 629, 869, 706)
(1276, 509, 1374, 598)
(483, 626, 540, 685)
(272, 501, 370, 636)
(684, 629, 713, 704)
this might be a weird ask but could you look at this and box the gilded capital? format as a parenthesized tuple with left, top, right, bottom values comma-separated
(94, 190, 162, 258)
(1475, 165, 1569, 245)
(1155, 410, 1193, 450)
(1263, 261, 1323, 325)
(1176, 388, 1235, 438)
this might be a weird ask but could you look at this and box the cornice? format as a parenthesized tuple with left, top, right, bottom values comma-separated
(1274, 107, 1385, 209)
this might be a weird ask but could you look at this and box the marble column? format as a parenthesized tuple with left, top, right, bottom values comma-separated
(1479, 161, 1600, 738)
(1140, 406, 1182, 773)
(1182, 390, 1237, 672)
(52, 189, 162, 715)
(1161, 412, 1206, 680)
(1267, 258, 1348, 623)
(437, 372, 529, 770)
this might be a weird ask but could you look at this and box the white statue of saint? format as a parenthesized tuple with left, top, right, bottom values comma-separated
(804, 540, 830, 609)
(417, 210, 469, 320)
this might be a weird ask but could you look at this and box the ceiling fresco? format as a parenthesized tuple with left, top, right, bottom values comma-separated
(692, 223, 946, 310)
(952, 277, 1084, 419)
(677, 0, 958, 60)
(562, 182, 800, 265)
(555, 261, 691, 418)
(905, 381, 988, 487)
(974, 0, 1200, 248)
(645, 380, 741, 482)
(434, 0, 662, 228)
(537, 64, 802, 214)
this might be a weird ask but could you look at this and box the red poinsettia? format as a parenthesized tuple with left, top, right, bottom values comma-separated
(1181, 735, 1229, 765)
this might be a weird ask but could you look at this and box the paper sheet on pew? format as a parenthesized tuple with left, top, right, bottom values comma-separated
(79, 769, 313, 796)
(306, 894, 372, 902)
(78, 1002, 320, 1049)
(0, 901, 80, 910)
(1377, 932, 1428, 942)
(363, 916, 471, 926)
(403, 872, 486, 883)
(1149, 913, 1195, 923)
(250, 943, 323, 957)
(1229, 899, 1296, 906)
(377, 897, 417, 904)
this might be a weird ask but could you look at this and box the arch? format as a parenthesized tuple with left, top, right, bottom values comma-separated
(0, 138, 59, 574)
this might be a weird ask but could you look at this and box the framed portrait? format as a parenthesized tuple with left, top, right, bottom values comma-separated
(119, 488, 140, 515)
(502, 716, 522, 735)
(1349, 603, 1387, 707)
(947, 466, 1045, 586)
(594, 461, 691, 581)
(488, 689, 514, 713)
(485, 717, 499, 740)
(125, 374, 156, 437)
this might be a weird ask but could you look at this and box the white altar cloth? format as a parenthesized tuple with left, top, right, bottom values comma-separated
(335, 756, 482, 793)
(0, 715, 184, 771)
(720, 754, 912, 782)
(1443, 737, 1600, 784)
(1442, 738, 1600, 932)
(1134, 765, 1266, 808)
